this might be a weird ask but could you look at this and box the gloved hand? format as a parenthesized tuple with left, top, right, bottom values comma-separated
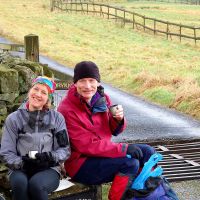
(35, 152, 56, 167)
(22, 155, 49, 176)
(127, 144, 143, 160)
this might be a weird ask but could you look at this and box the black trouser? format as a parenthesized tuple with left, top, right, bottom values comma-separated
(9, 169, 60, 200)
(73, 144, 155, 185)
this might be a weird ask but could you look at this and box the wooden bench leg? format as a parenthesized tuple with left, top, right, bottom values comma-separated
(95, 185, 102, 200)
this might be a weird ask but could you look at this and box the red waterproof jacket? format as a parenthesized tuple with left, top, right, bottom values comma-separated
(57, 85, 128, 177)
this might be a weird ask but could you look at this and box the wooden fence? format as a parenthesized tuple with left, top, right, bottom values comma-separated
(0, 34, 40, 62)
(0, 43, 24, 52)
(51, 0, 200, 44)
(129, 0, 200, 5)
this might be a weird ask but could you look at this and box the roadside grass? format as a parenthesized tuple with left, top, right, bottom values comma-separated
(143, 87, 175, 106)
(0, 0, 200, 118)
(102, 184, 110, 200)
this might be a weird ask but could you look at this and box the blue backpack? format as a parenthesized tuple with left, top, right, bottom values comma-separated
(127, 153, 179, 200)
(130, 176, 179, 200)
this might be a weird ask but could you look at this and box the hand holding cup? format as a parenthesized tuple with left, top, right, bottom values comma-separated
(109, 104, 124, 121)
(28, 151, 38, 159)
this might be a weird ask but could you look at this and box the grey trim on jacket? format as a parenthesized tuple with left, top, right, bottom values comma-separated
(0, 103, 71, 174)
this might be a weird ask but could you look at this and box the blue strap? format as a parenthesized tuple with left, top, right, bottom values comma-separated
(132, 153, 163, 190)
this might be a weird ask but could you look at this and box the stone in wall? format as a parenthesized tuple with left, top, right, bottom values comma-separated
(0, 53, 15, 65)
(0, 64, 19, 94)
(0, 102, 7, 116)
(13, 65, 36, 94)
(0, 92, 19, 104)
(14, 60, 44, 76)
(40, 63, 54, 78)
(1, 54, 43, 76)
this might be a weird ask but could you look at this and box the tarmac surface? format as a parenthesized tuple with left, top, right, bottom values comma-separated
(1, 37, 200, 199)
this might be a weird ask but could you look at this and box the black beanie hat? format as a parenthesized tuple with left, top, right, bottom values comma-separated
(73, 61, 101, 83)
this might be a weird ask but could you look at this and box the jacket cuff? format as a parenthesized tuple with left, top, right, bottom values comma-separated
(122, 143, 128, 154)
(112, 118, 125, 136)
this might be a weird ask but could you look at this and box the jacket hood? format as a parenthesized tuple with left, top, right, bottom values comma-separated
(18, 102, 28, 110)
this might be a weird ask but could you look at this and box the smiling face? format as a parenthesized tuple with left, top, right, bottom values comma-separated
(28, 83, 49, 111)
(75, 78, 100, 102)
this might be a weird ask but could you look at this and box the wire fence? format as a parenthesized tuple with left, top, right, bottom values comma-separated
(51, 0, 200, 45)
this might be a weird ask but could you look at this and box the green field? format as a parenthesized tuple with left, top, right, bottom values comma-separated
(111, 1, 200, 26)
(0, 0, 200, 118)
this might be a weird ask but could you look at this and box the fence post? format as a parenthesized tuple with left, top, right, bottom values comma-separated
(87, 3, 88, 14)
(96, 185, 102, 200)
(179, 25, 182, 42)
(143, 16, 146, 31)
(24, 34, 39, 62)
(93, 4, 95, 16)
(81, 3, 84, 14)
(115, 8, 117, 23)
(132, 14, 135, 29)
(154, 20, 156, 35)
(166, 22, 169, 40)
(50, 0, 55, 12)
(107, 6, 110, 19)
(123, 10, 126, 27)
(100, 5, 103, 17)
(194, 28, 197, 45)
(61, 0, 63, 10)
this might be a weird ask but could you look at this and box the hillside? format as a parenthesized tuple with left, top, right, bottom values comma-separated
(0, 0, 200, 118)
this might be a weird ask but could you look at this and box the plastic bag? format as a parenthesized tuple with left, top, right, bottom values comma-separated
(131, 176, 179, 200)
(132, 153, 163, 190)
(128, 153, 179, 200)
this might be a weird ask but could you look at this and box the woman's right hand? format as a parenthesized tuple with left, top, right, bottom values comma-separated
(126, 144, 143, 160)
(22, 155, 49, 175)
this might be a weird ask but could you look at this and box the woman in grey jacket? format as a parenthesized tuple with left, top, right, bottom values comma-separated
(0, 76, 71, 200)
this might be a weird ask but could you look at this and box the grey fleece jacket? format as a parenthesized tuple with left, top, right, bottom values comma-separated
(0, 103, 71, 174)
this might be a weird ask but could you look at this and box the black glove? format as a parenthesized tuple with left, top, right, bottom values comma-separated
(127, 144, 143, 160)
(22, 155, 49, 176)
(35, 152, 56, 167)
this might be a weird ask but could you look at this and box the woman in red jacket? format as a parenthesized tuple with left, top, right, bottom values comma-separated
(58, 61, 155, 200)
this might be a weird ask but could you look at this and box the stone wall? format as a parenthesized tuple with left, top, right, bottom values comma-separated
(0, 52, 54, 138)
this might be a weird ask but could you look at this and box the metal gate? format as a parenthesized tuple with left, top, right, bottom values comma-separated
(150, 139, 200, 182)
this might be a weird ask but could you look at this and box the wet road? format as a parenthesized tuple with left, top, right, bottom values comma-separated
(1, 37, 200, 143)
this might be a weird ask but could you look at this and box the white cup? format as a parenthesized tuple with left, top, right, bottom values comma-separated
(109, 104, 122, 116)
(28, 151, 38, 159)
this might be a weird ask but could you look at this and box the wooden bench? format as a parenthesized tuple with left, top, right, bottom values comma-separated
(0, 162, 102, 200)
